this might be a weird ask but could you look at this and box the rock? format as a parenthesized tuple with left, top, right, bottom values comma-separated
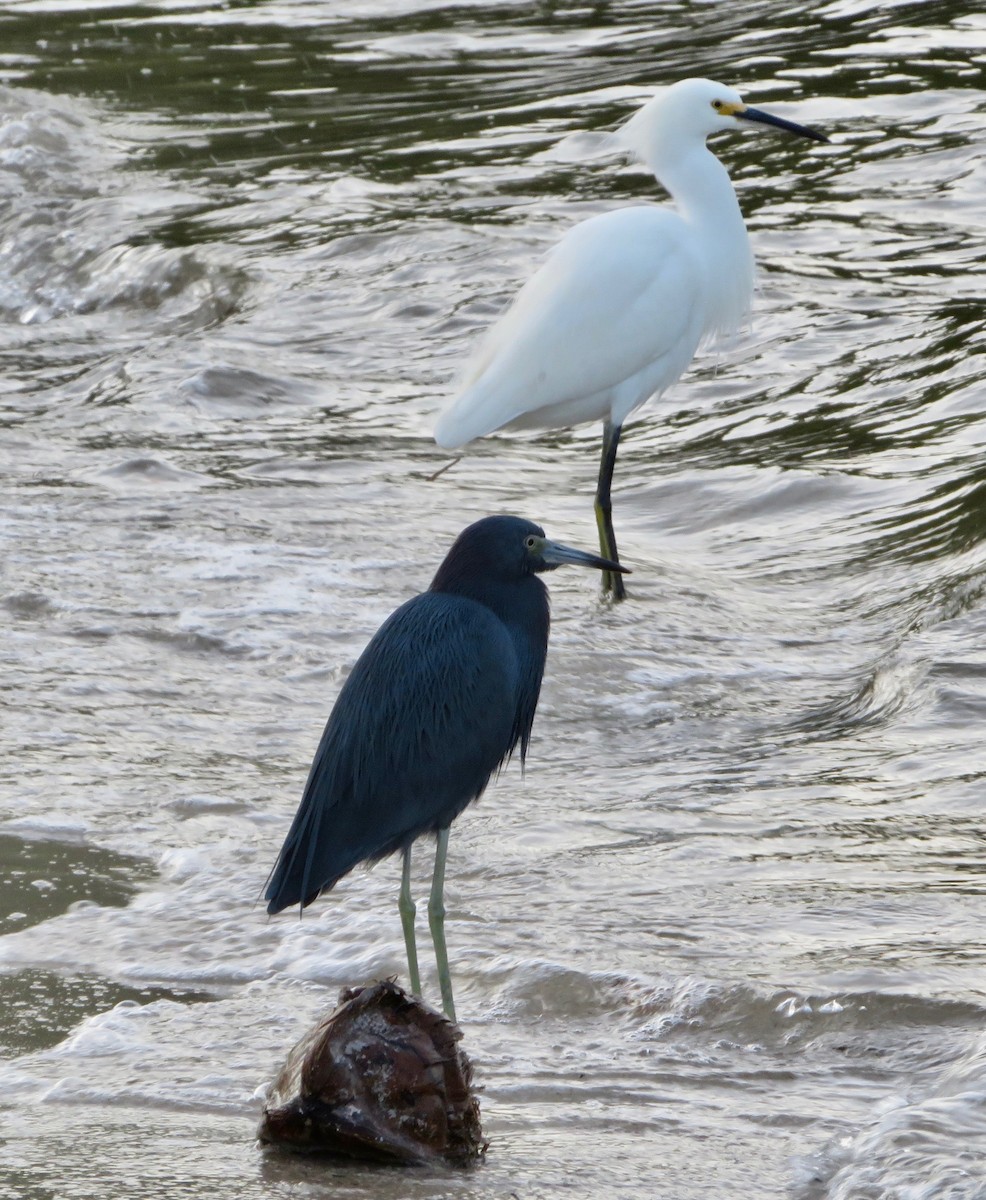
(257, 979, 486, 1166)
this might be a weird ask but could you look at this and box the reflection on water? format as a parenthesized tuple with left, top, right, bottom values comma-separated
(0, 833, 154, 928)
(1, 1, 986, 1198)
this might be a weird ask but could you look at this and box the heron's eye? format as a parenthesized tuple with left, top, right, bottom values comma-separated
(524, 535, 537, 550)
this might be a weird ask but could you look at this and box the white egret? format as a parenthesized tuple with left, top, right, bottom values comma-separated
(435, 77, 828, 599)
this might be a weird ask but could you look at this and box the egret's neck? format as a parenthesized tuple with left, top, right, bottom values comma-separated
(655, 141, 739, 222)
(648, 139, 754, 335)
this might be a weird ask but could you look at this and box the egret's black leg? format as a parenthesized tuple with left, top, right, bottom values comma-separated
(399, 847, 421, 996)
(594, 419, 626, 600)
(428, 827, 457, 1022)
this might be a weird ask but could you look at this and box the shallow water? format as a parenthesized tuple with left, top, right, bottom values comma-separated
(2, 1, 986, 1196)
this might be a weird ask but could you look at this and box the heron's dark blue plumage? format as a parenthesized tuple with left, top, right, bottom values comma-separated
(265, 516, 552, 913)
(264, 515, 627, 1016)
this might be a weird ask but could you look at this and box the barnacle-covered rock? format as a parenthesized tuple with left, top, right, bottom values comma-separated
(258, 979, 485, 1166)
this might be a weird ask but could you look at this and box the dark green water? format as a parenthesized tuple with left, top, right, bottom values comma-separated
(1, 2, 985, 1197)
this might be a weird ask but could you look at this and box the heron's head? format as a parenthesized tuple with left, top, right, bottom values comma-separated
(620, 77, 827, 157)
(431, 515, 627, 592)
(525, 527, 629, 578)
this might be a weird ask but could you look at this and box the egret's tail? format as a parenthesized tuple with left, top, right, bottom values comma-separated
(434, 397, 483, 451)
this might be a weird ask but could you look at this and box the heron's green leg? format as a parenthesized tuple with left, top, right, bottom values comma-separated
(428, 827, 457, 1023)
(399, 847, 421, 996)
(594, 419, 626, 601)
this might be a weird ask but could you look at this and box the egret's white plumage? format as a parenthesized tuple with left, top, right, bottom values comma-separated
(434, 77, 827, 598)
(441, 206, 706, 442)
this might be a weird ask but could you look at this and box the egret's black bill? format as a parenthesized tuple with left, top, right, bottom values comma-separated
(738, 106, 828, 144)
(541, 539, 630, 575)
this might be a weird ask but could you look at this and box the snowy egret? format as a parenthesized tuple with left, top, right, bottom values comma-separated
(265, 515, 627, 1021)
(435, 78, 828, 599)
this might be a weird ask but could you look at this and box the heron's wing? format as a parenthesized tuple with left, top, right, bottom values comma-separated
(265, 593, 519, 913)
(435, 206, 704, 448)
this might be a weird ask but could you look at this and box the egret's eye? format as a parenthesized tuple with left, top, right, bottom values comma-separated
(524, 535, 538, 550)
(712, 99, 723, 110)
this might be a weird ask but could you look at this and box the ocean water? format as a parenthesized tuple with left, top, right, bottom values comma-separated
(1, 2, 985, 1196)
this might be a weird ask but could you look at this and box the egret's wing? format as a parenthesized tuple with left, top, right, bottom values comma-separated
(435, 206, 704, 448)
(265, 593, 519, 912)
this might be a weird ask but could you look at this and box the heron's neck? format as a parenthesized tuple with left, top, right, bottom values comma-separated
(430, 568, 548, 634)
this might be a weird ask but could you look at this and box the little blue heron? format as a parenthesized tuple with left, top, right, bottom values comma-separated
(435, 77, 828, 599)
(265, 515, 627, 1021)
